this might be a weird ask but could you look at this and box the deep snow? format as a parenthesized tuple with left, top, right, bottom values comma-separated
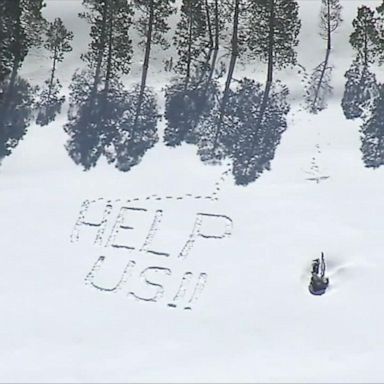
(0, 0, 384, 382)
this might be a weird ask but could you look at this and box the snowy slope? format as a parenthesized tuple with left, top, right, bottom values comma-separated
(1, 0, 384, 382)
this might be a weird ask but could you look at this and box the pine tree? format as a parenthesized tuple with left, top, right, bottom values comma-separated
(201, 0, 243, 161)
(228, 80, 290, 185)
(105, 85, 159, 172)
(163, 0, 223, 148)
(173, 0, 209, 85)
(319, 0, 342, 50)
(350, 6, 380, 66)
(65, 73, 129, 169)
(80, 0, 133, 94)
(201, 0, 226, 80)
(36, 18, 73, 126)
(99, 0, 175, 171)
(304, 0, 342, 114)
(132, 0, 175, 129)
(164, 77, 219, 146)
(0, 0, 45, 164)
(65, 0, 135, 170)
(246, 0, 300, 140)
(342, 58, 379, 120)
(0, 0, 46, 102)
(247, 0, 301, 83)
(0, 77, 35, 164)
(361, 85, 384, 168)
(305, 55, 333, 114)
(376, 1, 384, 64)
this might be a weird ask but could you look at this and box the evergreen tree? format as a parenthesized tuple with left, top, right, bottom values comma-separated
(105, 85, 159, 172)
(80, 0, 133, 94)
(245, 0, 299, 149)
(132, 0, 175, 130)
(0, 0, 46, 102)
(305, 55, 333, 114)
(65, 0, 135, 170)
(0, 77, 36, 164)
(164, 77, 219, 146)
(319, 0, 342, 50)
(228, 79, 290, 185)
(247, 0, 301, 83)
(201, 0, 226, 79)
(36, 18, 73, 126)
(376, 1, 384, 64)
(163, 0, 223, 148)
(304, 0, 342, 114)
(198, 0, 243, 162)
(350, 6, 380, 66)
(361, 85, 384, 168)
(0, 0, 46, 80)
(173, 0, 209, 85)
(65, 73, 128, 169)
(341, 58, 379, 120)
(0, 0, 45, 164)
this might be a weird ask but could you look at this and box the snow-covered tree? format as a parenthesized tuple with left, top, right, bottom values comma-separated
(350, 6, 380, 66)
(342, 58, 379, 120)
(0, 0, 45, 164)
(319, 0, 342, 50)
(361, 85, 384, 168)
(36, 18, 73, 126)
(247, 0, 301, 83)
(65, 0, 135, 170)
(173, 0, 209, 84)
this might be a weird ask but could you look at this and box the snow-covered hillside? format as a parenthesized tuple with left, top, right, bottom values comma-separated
(1, 0, 384, 382)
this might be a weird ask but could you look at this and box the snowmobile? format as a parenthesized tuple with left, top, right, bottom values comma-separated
(309, 252, 329, 296)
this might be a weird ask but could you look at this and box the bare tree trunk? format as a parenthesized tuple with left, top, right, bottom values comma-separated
(311, 48, 331, 112)
(47, 46, 58, 103)
(254, 0, 275, 134)
(133, 0, 154, 130)
(214, 0, 219, 50)
(199, 0, 219, 86)
(91, 1, 109, 99)
(209, 0, 220, 82)
(185, 3, 194, 88)
(327, 0, 331, 50)
(309, 0, 334, 112)
(212, 0, 240, 149)
(266, 0, 275, 84)
(205, 0, 214, 49)
(104, 6, 114, 97)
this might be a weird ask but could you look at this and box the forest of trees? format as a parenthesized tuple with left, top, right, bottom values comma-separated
(0, 0, 46, 161)
(341, 2, 384, 168)
(166, 0, 301, 185)
(1, 0, 384, 182)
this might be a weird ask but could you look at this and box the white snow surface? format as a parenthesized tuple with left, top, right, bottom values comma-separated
(1, 0, 384, 382)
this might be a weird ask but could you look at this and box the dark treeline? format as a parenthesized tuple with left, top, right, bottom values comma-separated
(341, 3, 384, 169)
(36, 18, 73, 126)
(1, 0, 384, 182)
(0, 0, 302, 184)
(0, 0, 45, 162)
(63, 0, 302, 183)
(65, 0, 176, 171)
(0, 0, 73, 164)
(165, 0, 300, 185)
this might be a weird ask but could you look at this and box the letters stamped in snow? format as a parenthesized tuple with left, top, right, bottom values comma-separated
(70, 198, 233, 310)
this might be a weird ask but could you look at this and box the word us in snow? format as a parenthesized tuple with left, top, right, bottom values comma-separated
(70, 198, 233, 310)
